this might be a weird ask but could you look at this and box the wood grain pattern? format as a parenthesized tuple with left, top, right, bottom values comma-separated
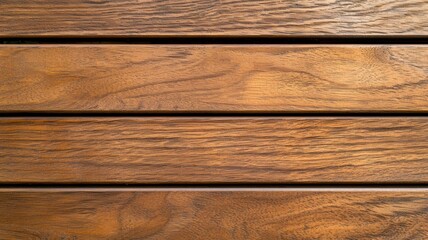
(0, 190, 426, 239)
(0, 0, 427, 36)
(1, 117, 428, 183)
(1, 45, 428, 111)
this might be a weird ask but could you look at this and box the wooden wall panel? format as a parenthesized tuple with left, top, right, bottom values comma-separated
(0, 189, 426, 239)
(1, 117, 427, 183)
(1, 1, 427, 239)
(1, 45, 428, 112)
(0, 0, 427, 37)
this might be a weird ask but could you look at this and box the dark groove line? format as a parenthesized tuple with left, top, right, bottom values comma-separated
(1, 37, 428, 45)
(0, 183, 426, 189)
(2, 111, 428, 118)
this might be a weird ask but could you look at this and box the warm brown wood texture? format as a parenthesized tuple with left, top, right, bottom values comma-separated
(1, 117, 428, 183)
(0, 189, 426, 239)
(1, 45, 428, 111)
(0, 0, 427, 36)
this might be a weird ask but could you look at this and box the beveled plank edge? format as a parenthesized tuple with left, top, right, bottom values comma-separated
(1, 34, 428, 38)
(2, 35, 428, 39)
(1, 116, 428, 120)
(2, 109, 428, 115)
(0, 187, 426, 192)
(1, 43, 427, 47)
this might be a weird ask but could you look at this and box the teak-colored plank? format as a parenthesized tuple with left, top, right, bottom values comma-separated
(1, 117, 427, 183)
(0, 189, 426, 239)
(0, 0, 427, 36)
(1, 45, 427, 112)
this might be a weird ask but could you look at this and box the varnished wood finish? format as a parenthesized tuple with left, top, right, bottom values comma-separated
(1, 117, 427, 183)
(2, 1, 427, 238)
(0, 190, 426, 239)
(0, 0, 427, 37)
(1, 45, 428, 111)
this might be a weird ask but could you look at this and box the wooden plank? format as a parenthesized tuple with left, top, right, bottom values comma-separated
(1, 117, 427, 183)
(0, 0, 427, 37)
(1, 45, 428, 112)
(0, 189, 426, 239)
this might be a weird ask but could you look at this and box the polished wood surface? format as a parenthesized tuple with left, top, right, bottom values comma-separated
(1, 45, 428, 112)
(2, 1, 427, 238)
(1, 117, 427, 183)
(1, 0, 427, 37)
(0, 190, 426, 239)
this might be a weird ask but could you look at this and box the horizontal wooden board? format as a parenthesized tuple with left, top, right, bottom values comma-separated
(0, 189, 426, 239)
(1, 117, 428, 183)
(1, 45, 428, 112)
(0, 0, 427, 36)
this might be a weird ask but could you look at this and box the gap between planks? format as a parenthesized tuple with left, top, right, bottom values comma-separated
(1, 38, 428, 44)
(0, 187, 426, 192)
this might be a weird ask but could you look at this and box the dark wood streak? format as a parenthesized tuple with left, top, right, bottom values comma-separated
(0, 0, 427, 36)
(0, 190, 426, 239)
(1, 117, 427, 183)
(0, 45, 427, 111)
